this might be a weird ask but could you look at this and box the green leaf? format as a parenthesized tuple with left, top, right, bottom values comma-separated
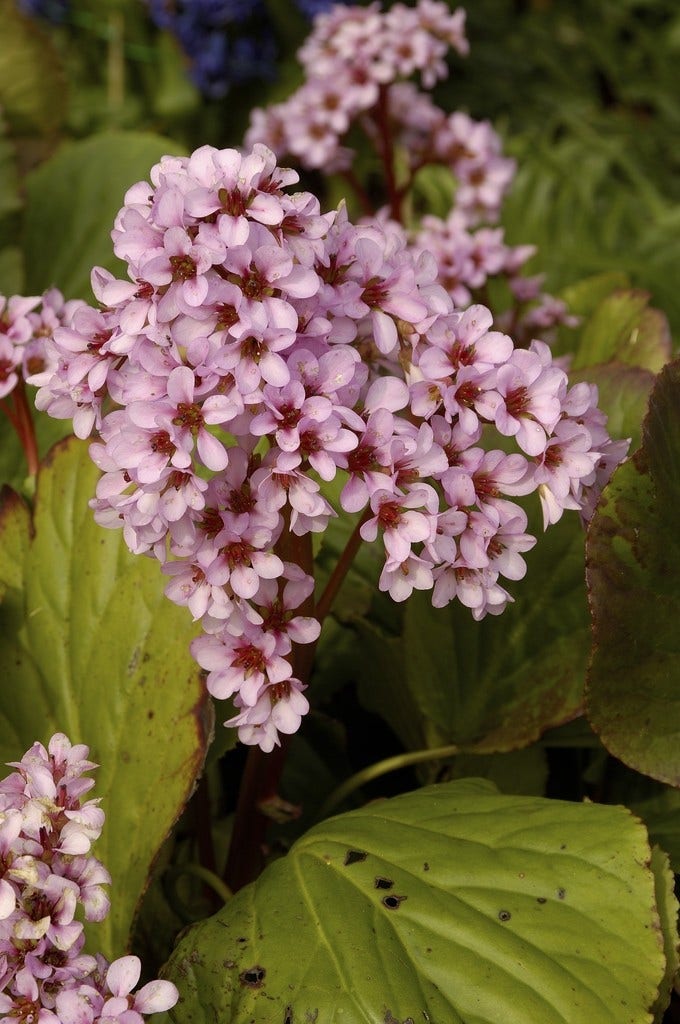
(628, 790, 680, 875)
(571, 290, 672, 374)
(151, 33, 201, 120)
(441, 745, 548, 796)
(409, 164, 457, 222)
(649, 847, 679, 1023)
(587, 358, 680, 786)
(22, 131, 185, 301)
(0, 246, 24, 296)
(0, 1, 67, 137)
(357, 512, 590, 754)
(560, 271, 631, 319)
(585, 753, 680, 873)
(0, 124, 21, 223)
(0, 437, 209, 958)
(159, 779, 674, 1024)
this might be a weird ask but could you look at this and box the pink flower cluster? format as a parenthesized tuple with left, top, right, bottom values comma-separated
(245, 0, 573, 337)
(34, 142, 626, 752)
(0, 290, 82, 402)
(412, 210, 578, 344)
(0, 734, 177, 1023)
(245, 3, 490, 197)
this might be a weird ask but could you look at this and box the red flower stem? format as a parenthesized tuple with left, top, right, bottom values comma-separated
(375, 84, 401, 223)
(11, 383, 39, 478)
(224, 527, 315, 892)
(224, 504, 374, 890)
(223, 737, 291, 892)
(315, 508, 371, 626)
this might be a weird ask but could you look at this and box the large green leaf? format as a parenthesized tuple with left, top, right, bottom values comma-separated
(0, 437, 210, 958)
(587, 358, 680, 785)
(22, 131, 185, 301)
(159, 779, 675, 1024)
(0, 1, 67, 137)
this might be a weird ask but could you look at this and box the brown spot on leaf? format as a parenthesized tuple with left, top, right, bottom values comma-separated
(344, 849, 367, 866)
(382, 894, 406, 910)
(374, 877, 394, 890)
(239, 965, 265, 988)
(498, 910, 512, 922)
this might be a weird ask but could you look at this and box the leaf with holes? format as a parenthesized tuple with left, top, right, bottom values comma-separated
(587, 358, 680, 786)
(0, 436, 211, 958)
(158, 779, 675, 1024)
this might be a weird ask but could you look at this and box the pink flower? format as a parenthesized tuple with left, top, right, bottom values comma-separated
(0, 737, 177, 1022)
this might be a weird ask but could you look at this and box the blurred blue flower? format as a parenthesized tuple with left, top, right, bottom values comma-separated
(147, 0, 276, 99)
(189, 29, 277, 99)
(293, 0, 344, 16)
(17, 0, 69, 23)
(145, 0, 356, 99)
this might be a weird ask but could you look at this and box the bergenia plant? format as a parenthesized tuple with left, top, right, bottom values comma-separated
(1, 1, 678, 1022)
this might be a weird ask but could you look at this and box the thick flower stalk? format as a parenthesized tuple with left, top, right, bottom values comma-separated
(32, 141, 627, 753)
(0, 733, 177, 1023)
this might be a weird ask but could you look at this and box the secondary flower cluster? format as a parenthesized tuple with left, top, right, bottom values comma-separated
(0, 290, 81, 403)
(0, 733, 177, 1023)
(246, 2, 470, 175)
(245, 0, 574, 340)
(32, 142, 626, 752)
